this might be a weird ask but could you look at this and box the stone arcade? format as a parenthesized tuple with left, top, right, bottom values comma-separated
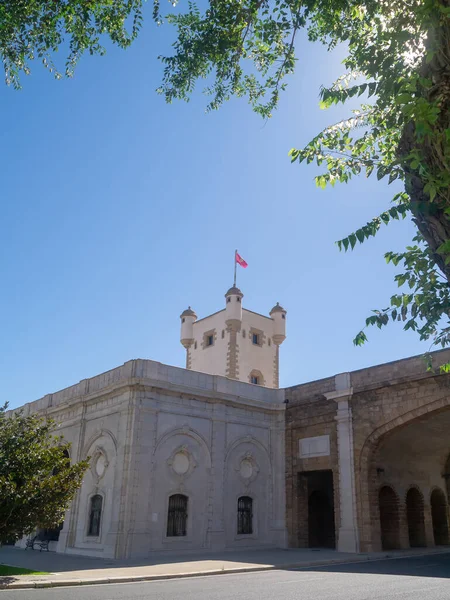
(13, 286, 450, 557)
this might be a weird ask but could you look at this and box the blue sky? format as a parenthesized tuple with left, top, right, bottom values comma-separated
(0, 8, 430, 408)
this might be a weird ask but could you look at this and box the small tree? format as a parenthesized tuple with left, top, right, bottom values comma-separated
(0, 404, 88, 544)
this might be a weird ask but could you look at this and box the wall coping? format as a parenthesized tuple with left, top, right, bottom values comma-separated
(9, 359, 285, 416)
(285, 348, 450, 402)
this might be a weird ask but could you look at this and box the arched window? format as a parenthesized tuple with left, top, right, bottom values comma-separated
(167, 494, 188, 537)
(249, 370, 264, 386)
(237, 496, 253, 535)
(88, 494, 103, 537)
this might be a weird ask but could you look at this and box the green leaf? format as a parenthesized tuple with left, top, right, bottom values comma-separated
(353, 331, 368, 346)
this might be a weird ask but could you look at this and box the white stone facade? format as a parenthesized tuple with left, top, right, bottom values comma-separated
(180, 287, 286, 388)
(14, 359, 286, 558)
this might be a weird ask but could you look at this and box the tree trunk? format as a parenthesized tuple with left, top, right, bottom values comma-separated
(398, 1, 450, 283)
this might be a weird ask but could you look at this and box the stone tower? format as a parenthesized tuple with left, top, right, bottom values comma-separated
(180, 287, 286, 388)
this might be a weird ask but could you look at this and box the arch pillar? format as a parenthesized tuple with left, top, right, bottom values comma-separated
(399, 502, 410, 549)
(424, 502, 436, 546)
(325, 374, 359, 553)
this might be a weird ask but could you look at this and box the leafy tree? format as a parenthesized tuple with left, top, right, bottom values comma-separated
(2, 1, 450, 358)
(0, 404, 88, 544)
(155, 0, 450, 359)
(0, 1, 144, 88)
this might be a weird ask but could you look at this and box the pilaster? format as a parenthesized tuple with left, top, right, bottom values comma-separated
(209, 403, 227, 550)
(326, 373, 359, 553)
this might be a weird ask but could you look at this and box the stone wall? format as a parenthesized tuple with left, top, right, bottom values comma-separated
(12, 359, 286, 558)
(285, 349, 450, 553)
(350, 349, 450, 551)
(285, 380, 339, 548)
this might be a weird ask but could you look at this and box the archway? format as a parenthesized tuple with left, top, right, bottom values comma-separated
(444, 455, 450, 501)
(406, 488, 426, 547)
(431, 488, 449, 546)
(379, 486, 400, 550)
(359, 401, 450, 552)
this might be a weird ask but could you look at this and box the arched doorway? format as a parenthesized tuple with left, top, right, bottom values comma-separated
(406, 487, 426, 547)
(431, 488, 449, 545)
(444, 455, 450, 501)
(379, 486, 400, 550)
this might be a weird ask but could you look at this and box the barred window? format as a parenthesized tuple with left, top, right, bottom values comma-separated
(167, 494, 188, 537)
(237, 496, 253, 535)
(88, 495, 103, 537)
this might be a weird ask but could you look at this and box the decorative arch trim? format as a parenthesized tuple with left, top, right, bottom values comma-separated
(360, 397, 450, 474)
(154, 426, 212, 468)
(248, 369, 265, 386)
(430, 485, 448, 503)
(225, 435, 271, 466)
(404, 484, 425, 503)
(83, 429, 118, 458)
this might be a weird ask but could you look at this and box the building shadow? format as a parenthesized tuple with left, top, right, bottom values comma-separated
(0, 547, 449, 580)
(286, 550, 450, 580)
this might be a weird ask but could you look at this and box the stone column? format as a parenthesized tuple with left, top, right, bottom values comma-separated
(424, 503, 435, 547)
(270, 411, 287, 546)
(326, 373, 359, 553)
(209, 403, 227, 550)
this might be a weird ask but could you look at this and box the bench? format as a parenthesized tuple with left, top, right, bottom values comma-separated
(25, 537, 37, 550)
(36, 539, 49, 552)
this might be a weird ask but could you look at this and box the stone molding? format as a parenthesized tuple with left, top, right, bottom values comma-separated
(186, 346, 192, 370)
(202, 328, 217, 350)
(167, 444, 197, 480)
(234, 452, 260, 486)
(249, 327, 266, 347)
(226, 319, 241, 380)
(248, 369, 265, 386)
(273, 344, 280, 388)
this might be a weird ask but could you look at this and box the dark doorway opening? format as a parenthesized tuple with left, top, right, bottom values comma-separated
(299, 470, 335, 549)
(379, 485, 400, 550)
(431, 488, 449, 546)
(406, 487, 426, 547)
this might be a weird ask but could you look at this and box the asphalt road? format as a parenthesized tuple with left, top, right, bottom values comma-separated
(5, 553, 450, 600)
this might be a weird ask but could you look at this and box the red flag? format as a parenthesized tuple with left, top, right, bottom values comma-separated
(235, 252, 248, 268)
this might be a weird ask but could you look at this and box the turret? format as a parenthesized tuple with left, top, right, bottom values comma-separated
(225, 285, 243, 328)
(270, 302, 287, 345)
(180, 307, 197, 349)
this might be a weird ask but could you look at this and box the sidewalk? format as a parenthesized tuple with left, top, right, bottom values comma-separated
(0, 545, 449, 589)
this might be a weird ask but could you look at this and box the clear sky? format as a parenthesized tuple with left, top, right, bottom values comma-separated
(0, 7, 430, 409)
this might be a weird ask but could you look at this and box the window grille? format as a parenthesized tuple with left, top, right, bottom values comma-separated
(88, 495, 103, 536)
(167, 494, 188, 536)
(237, 496, 253, 534)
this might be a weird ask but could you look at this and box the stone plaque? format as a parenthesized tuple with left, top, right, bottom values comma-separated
(95, 454, 107, 477)
(172, 452, 190, 475)
(240, 459, 253, 479)
(299, 435, 330, 458)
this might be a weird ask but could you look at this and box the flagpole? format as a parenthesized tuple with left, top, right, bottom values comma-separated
(233, 249, 237, 287)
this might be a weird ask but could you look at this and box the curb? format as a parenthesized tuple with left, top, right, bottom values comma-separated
(2, 549, 450, 590)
